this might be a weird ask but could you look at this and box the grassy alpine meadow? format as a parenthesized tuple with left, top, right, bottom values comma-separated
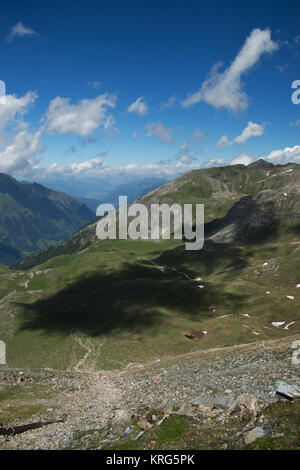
(1, 162, 300, 370)
(1, 233, 299, 371)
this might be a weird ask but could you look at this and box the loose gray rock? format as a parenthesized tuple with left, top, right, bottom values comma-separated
(0, 340, 297, 451)
(137, 419, 152, 431)
(176, 403, 194, 417)
(244, 427, 265, 445)
(192, 395, 214, 410)
(275, 381, 300, 398)
(213, 394, 231, 409)
(228, 400, 242, 415)
(111, 410, 131, 434)
(237, 394, 259, 414)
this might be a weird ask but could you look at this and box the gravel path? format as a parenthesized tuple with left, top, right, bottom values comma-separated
(0, 335, 299, 449)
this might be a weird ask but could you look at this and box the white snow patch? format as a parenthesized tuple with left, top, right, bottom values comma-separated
(19, 280, 29, 288)
(284, 321, 295, 330)
(263, 262, 268, 266)
(271, 321, 285, 328)
(198, 285, 205, 289)
(202, 330, 207, 335)
(217, 314, 232, 319)
(286, 295, 295, 300)
(241, 313, 250, 317)
(296, 284, 300, 288)
(194, 277, 202, 281)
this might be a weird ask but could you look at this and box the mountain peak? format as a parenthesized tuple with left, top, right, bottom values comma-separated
(248, 159, 273, 169)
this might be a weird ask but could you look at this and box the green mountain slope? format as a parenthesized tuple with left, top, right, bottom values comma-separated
(1, 236, 299, 370)
(1, 160, 299, 371)
(139, 160, 300, 222)
(14, 160, 300, 270)
(0, 173, 94, 266)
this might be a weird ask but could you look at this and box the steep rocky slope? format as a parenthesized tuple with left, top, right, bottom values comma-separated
(0, 173, 94, 266)
(0, 336, 299, 450)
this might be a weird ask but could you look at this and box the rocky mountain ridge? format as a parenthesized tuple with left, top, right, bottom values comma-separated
(0, 173, 95, 266)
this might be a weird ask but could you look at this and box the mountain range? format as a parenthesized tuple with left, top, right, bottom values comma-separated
(39, 176, 169, 213)
(77, 177, 169, 213)
(14, 159, 300, 269)
(0, 173, 95, 266)
(0, 159, 298, 372)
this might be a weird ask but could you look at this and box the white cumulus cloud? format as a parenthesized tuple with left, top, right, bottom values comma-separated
(0, 92, 37, 132)
(216, 121, 264, 148)
(233, 121, 264, 144)
(289, 120, 300, 127)
(128, 97, 149, 116)
(44, 93, 117, 136)
(7, 22, 38, 42)
(145, 122, 173, 144)
(216, 135, 230, 150)
(205, 153, 254, 167)
(160, 96, 177, 110)
(230, 153, 253, 165)
(265, 145, 300, 164)
(182, 28, 278, 111)
(68, 157, 106, 174)
(175, 140, 198, 163)
(0, 129, 43, 174)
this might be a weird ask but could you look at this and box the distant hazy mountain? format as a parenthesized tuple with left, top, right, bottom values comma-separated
(77, 197, 103, 213)
(0, 173, 94, 266)
(97, 177, 169, 208)
(38, 177, 114, 201)
(47, 177, 169, 214)
(37, 175, 171, 201)
(14, 159, 300, 270)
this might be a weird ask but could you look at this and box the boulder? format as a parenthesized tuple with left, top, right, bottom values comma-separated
(237, 394, 259, 414)
(244, 427, 265, 445)
(213, 394, 231, 409)
(228, 400, 242, 415)
(111, 410, 131, 434)
(192, 395, 214, 410)
(176, 403, 194, 417)
(275, 381, 300, 399)
(137, 419, 152, 431)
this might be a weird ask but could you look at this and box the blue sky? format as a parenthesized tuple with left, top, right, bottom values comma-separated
(0, 0, 300, 184)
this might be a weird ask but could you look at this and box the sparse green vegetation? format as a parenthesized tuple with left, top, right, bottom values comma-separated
(0, 161, 299, 371)
(102, 399, 300, 451)
(0, 384, 60, 426)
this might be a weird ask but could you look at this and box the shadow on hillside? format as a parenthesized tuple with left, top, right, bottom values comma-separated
(204, 197, 281, 246)
(0, 241, 22, 266)
(17, 260, 249, 337)
(289, 222, 300, 236)
(156, 240, 251, 279)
